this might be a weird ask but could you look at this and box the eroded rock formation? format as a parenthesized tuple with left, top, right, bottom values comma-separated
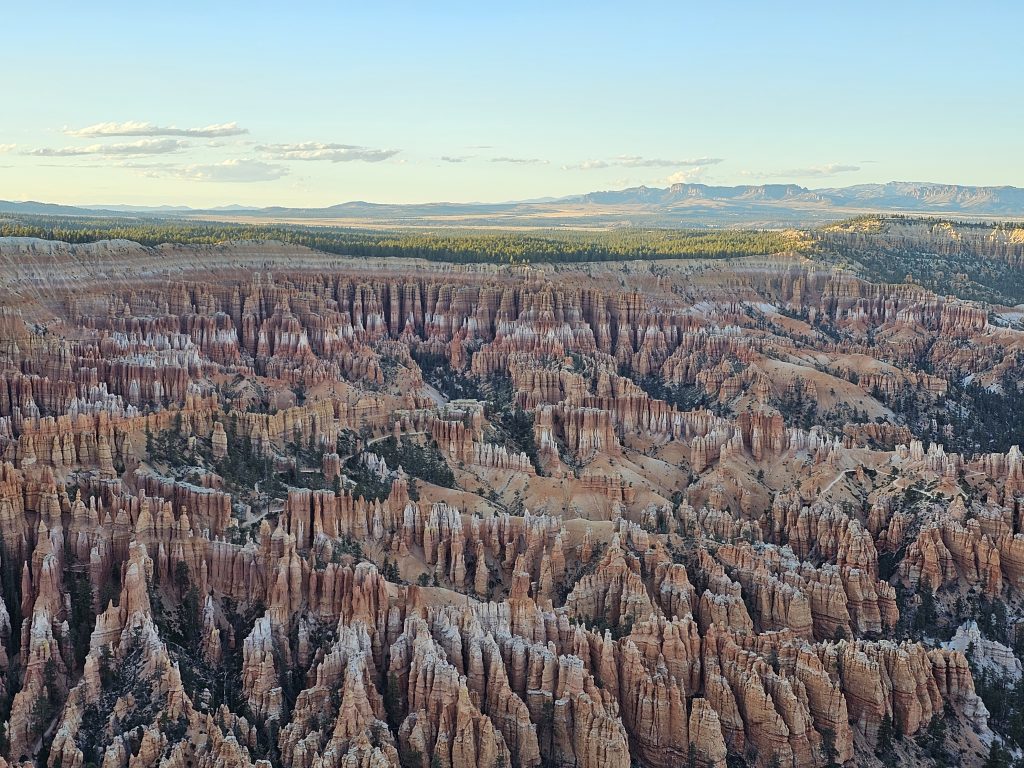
(0, 236, 1019, 767)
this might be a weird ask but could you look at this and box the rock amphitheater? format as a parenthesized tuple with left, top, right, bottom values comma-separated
(0, 235, 1021, 768)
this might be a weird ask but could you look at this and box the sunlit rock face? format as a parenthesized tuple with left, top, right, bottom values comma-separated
(0, 234, 1021, 767)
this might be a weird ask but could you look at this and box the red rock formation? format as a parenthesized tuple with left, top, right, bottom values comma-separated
(0, 237, 1012, 768)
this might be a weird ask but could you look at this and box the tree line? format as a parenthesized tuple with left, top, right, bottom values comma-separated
(0, 214, 801, 264)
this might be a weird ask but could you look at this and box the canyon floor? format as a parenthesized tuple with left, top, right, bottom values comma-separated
(0, 219, 1022, 768)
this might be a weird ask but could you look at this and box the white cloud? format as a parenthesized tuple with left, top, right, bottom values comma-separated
(666, 167, 712, 184)
(257, 142, 399, 162)
(440, 155, 471, 163)
(170, 158, 289, 182)
(744, 164, 861, 179)
(133, 159, 288, 182)
(0, 144, 15, 153)
(66, 121, 247, 138)
(565, 156, 723, 171)
(24, 139, 188, 157)
(566, 159, 611, 170)
(619, 155, 722, 168)
(491, 156, 548, 165)
(808, 164, 860, 176)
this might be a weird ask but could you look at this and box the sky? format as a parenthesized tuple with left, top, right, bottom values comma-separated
(2, 1, 1023, 208)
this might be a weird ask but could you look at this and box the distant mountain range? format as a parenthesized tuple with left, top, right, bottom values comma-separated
(3, 182, 1024, 229)
(568, 182, 1024, 210)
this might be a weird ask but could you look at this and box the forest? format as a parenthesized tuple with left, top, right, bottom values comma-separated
(0, 214, 801, 264)
(814, 215, 1024, 305)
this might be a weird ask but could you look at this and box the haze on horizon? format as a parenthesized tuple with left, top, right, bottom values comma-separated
(3, 0, 1022, 209)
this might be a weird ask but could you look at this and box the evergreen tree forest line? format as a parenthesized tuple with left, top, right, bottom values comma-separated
(815, 215, 1024, 305)
(0, 214, 801, 264)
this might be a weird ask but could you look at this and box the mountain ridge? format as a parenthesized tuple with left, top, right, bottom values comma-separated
(2, 181, 1023, 228)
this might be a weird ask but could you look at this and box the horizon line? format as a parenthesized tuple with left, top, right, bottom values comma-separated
(2, 178, 1020, 212)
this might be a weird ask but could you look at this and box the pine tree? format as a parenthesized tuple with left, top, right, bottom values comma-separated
(876, 714, 895, 757)
(983, 742, 1011, 768)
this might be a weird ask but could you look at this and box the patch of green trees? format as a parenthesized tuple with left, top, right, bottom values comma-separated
(0, 214, 800, 264)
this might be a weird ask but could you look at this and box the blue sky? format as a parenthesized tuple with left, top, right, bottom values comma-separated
(2, 1, 1022, 207)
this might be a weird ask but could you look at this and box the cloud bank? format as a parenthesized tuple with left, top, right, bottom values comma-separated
(666, 167, 713, 184)
(66, 121, 248, 138)
(164, 158, 289, 183)
(746, 163, 861, 179)
(24, 139, 188, 157)
(565, 156, 723, 171)
(491, 156, 548, 165)
(257, 142, 399, 162)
